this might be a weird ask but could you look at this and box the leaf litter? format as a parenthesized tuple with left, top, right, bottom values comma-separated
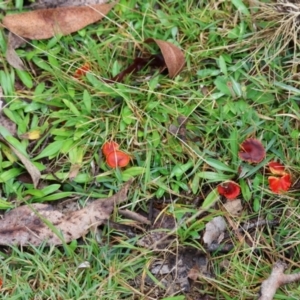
(108, 39, 185, 82)
(1, 0, 294, 298)
(3, 2, 116, 40)
(0, 179, 132, 246)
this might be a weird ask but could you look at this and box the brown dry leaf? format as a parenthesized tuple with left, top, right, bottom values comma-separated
(6, 32, 26, 70)
(3, 3, 117, 40)
(9, 146, 41, 188)
(32, 0, 108, 9)
(203, 216, 226, 247)
(223, 199, 243, 216)
(69, 163, 81, 180)
(145, 38, 185, 78)
(188, 265, 201, 281)
(0, 179, 132, 246)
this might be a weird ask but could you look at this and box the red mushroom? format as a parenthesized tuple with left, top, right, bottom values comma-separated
(106, 150, 130, 168)
(268, 161, 286, 176)
(217, 181, 241, 200)
(268, 174, 291, 194)
(74, 62, 90, 79)
(102, 141, 119, 157)
(238, 138, 265, 163)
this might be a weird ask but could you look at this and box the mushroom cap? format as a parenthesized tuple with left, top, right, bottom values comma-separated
(102, 141, 119, 157)
(238, 138, 265, 163)
(268, 161, 286, 176)
(106, 150, 130, 168)
(217, 181, 241, 200)
(268, 174, 291, 194)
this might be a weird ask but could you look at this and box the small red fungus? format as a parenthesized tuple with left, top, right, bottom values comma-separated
(102, 141, 119, 157)
(217, 181, 241, 200)
(238, 138, 265, 163)
(268, 161, 286, 176)
(106, 150, 130, 168)
(74, 62, 90, 79)
(268, 174, 291, 194)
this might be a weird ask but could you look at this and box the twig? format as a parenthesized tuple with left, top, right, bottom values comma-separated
(258, 260, 300, 300)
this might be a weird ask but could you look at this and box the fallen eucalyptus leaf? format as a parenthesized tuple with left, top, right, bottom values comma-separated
(203, 216, 227, 247)
(0, 180, 132, 246)
(145, 38, 185, 78)
(5, 32, 26, 70)
(9, 146, 41, 188)
(0, 123, 40, 188)
(3, 3, 117, 40)
(31, 0, 108, 9)
(223, 199, 243, 216)
(108, 39, 185, 83)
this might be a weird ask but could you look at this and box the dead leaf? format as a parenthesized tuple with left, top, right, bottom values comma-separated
(31, 0, 109, 9)
(188, 265, 201, 281)
(69, 163, 81, 180)
(223, 199, 243, 216)
(5, 32, 26, 70)
(9, 146, 41, 188)
(108, 39, 185, 83)
(77, 261, 91, 270)
(203, 216, 227, 247)
(0, 114, 17, 136)
(3, 3, 117, 40)
(145, 38, 185, 78)
(0, 180, 132, 246)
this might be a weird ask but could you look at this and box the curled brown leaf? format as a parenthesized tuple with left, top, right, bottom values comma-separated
(145, 38, 185, 78)
(0, 179, 132, 246)
(6, 32, 26, 70)
(3, 3, 116, 40)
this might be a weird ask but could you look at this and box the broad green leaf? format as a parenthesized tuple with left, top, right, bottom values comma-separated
(0, 70, 14, 95)
(170, 160, 194, 179)
(161, 296, 185, 300)
(231, 0, 250, 16)
(23, 189, 45, 197)
(32, 57, 53, 72)
(191, 174, 200, 194)
(201, 188, 219, 210)
(0, 126, 27, 157)
(39, 192, 73, 201)
(121, 106, 134, 125)
(253, 197, 261, 212)
(204, 158, 236, 173)
(214, 76, 232, 96)
(83, 90, 91, 114)
(197, 171, 233, 182)
(274, 81, 300, 94)
(69, 146, 84, 164)
(219, 55, 227, 76)
(121, 167, 145, 181)
(229, 128, 238, 165)
(0, 199, 14, 209)
(41, 184, 61, 196)
(0, 168, 22, 182)
(239, 179, 252, 201)
(34, 140, 65, 160)
(16, 69, 33, 89)
(63, 99, 80, 116)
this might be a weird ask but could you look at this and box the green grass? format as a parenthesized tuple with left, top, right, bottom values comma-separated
(1, 0, 300, 299)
